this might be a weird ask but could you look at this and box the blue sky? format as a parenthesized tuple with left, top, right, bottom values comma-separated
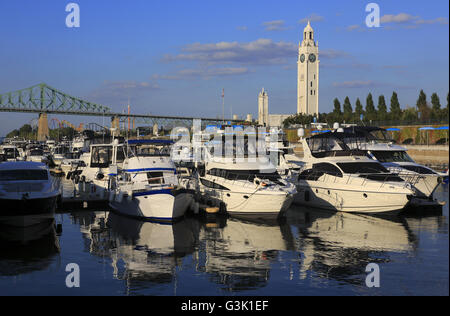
(0, 0, 448, 135)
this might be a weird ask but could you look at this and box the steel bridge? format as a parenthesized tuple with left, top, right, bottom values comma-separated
(0, 83, 242, 140)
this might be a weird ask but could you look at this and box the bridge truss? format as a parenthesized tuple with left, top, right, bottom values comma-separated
(0, 83, 240, 129)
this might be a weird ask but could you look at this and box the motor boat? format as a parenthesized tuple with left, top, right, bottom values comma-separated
(60, 151, 85, 174)
(336, 126, 447, 206)
(197, 132, 297, 218)
(293, 130, 418, 215)
(52, 144, 71, 166)
(0, 161, 61, 226)
(26, 147, 49, 164)
(1, 145, 24, 162)
(75, 140, 125, 199)
(109, 139, 194, 222)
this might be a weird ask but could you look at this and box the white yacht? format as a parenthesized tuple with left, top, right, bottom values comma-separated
(197, 137, 297, 218)
(109, 139, 194, 222)
(1, 145, 23, 161)
(75, 141, 125, 199)
(338, 126, 447, 206)
(293, 130, 417, 215)
(60, 151, 85, 174)
(0, 161, 61, 226)
(52, 144, 71, 166)
(26, 147, 49, 164)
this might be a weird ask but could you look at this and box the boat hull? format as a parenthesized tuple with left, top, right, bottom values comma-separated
(109, 189, 193, 222)
(294, 184, 410, 214)
(200, 186, 294, 216)
(0, 196, 57, 227)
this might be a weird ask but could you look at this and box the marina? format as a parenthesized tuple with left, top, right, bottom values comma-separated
(0, 178, 447, 296)
(0, 0, 448, 297)
(0, 124, 448, 295)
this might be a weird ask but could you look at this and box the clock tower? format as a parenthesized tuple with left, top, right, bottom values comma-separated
(297, 21, 319, 116)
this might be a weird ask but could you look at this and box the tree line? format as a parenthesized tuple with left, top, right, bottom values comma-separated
(5, 124, 77, 141)
(284, 90, 449, 127)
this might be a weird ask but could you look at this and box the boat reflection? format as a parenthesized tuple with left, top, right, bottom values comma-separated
(403, 184, 448, 236)
(0, 219, 60, 276)
(286, 206, 417, 284)
(198, 216, 296, 292)
(74, 211, 201, 292)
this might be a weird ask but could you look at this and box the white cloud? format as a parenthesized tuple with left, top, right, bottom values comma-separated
(162, 39, 298, 65)
(262, 20, 289, 31)
(162, 39, 348, 66)
(299, 13, 324, 24)
(153, 67, 250, 80)
(380, 13, 448, 27)
(381, 13, 418, 24)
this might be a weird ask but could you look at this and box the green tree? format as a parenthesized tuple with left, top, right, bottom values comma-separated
(377, 95, 388, 121)
(343, 97, 353, 122)
(430, 93, 441, 120)
(331, 98, 342, 123)
(416, 90, 431, 121)
(389, 91, 402, 121)
(354, 98, 364, 121)
(365, 93, 377, 122)
(19, 124, 33, 136)
(402, 107, 418, 122)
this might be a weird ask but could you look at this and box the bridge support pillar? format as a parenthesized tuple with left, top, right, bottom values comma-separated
(37, 113, 49, 141)
(111, 116, 120, 132)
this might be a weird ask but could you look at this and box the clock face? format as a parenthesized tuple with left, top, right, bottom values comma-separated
(309, 53, 316, 63)
(300, 54, 305, 63)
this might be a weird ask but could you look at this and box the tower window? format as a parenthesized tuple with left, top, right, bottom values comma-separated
(311, 90, 313, 95)
(310, 81, 313, 87)
(309, 32, 312, 40)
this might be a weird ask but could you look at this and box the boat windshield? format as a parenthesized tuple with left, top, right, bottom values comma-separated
(127, 145, 171, 157)
(370, 150, 414, 163)
(337, 162, 389, 174)
(30, 149, 44, 156)
(0, 169, 48, 181)
(336, 162, 404, 182)
(207, 168, 283, 185)
(3, 148, 19, 159)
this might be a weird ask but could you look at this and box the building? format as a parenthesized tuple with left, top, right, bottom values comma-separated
(268, 114, 291, 128)
(297, 21, 319, 116)
(258, 88, 269, 126)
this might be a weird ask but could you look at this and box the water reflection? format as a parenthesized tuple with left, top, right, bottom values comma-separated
(198, 217, 295, 292)
(286, 206, 416, 285)
(0, 219, 60, 276)
(64, 185, 447, 294)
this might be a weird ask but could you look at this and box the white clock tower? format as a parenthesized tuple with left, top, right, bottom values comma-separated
(297, 21, 319, 116)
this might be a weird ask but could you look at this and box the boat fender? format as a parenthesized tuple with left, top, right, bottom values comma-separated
(80, 175, 86, 183)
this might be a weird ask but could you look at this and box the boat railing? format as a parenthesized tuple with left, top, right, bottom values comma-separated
(207, 171, 285, 190)
(300, 169, 422, 190)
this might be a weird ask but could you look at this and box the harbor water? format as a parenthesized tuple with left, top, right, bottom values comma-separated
(0, 179, 448, 296)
